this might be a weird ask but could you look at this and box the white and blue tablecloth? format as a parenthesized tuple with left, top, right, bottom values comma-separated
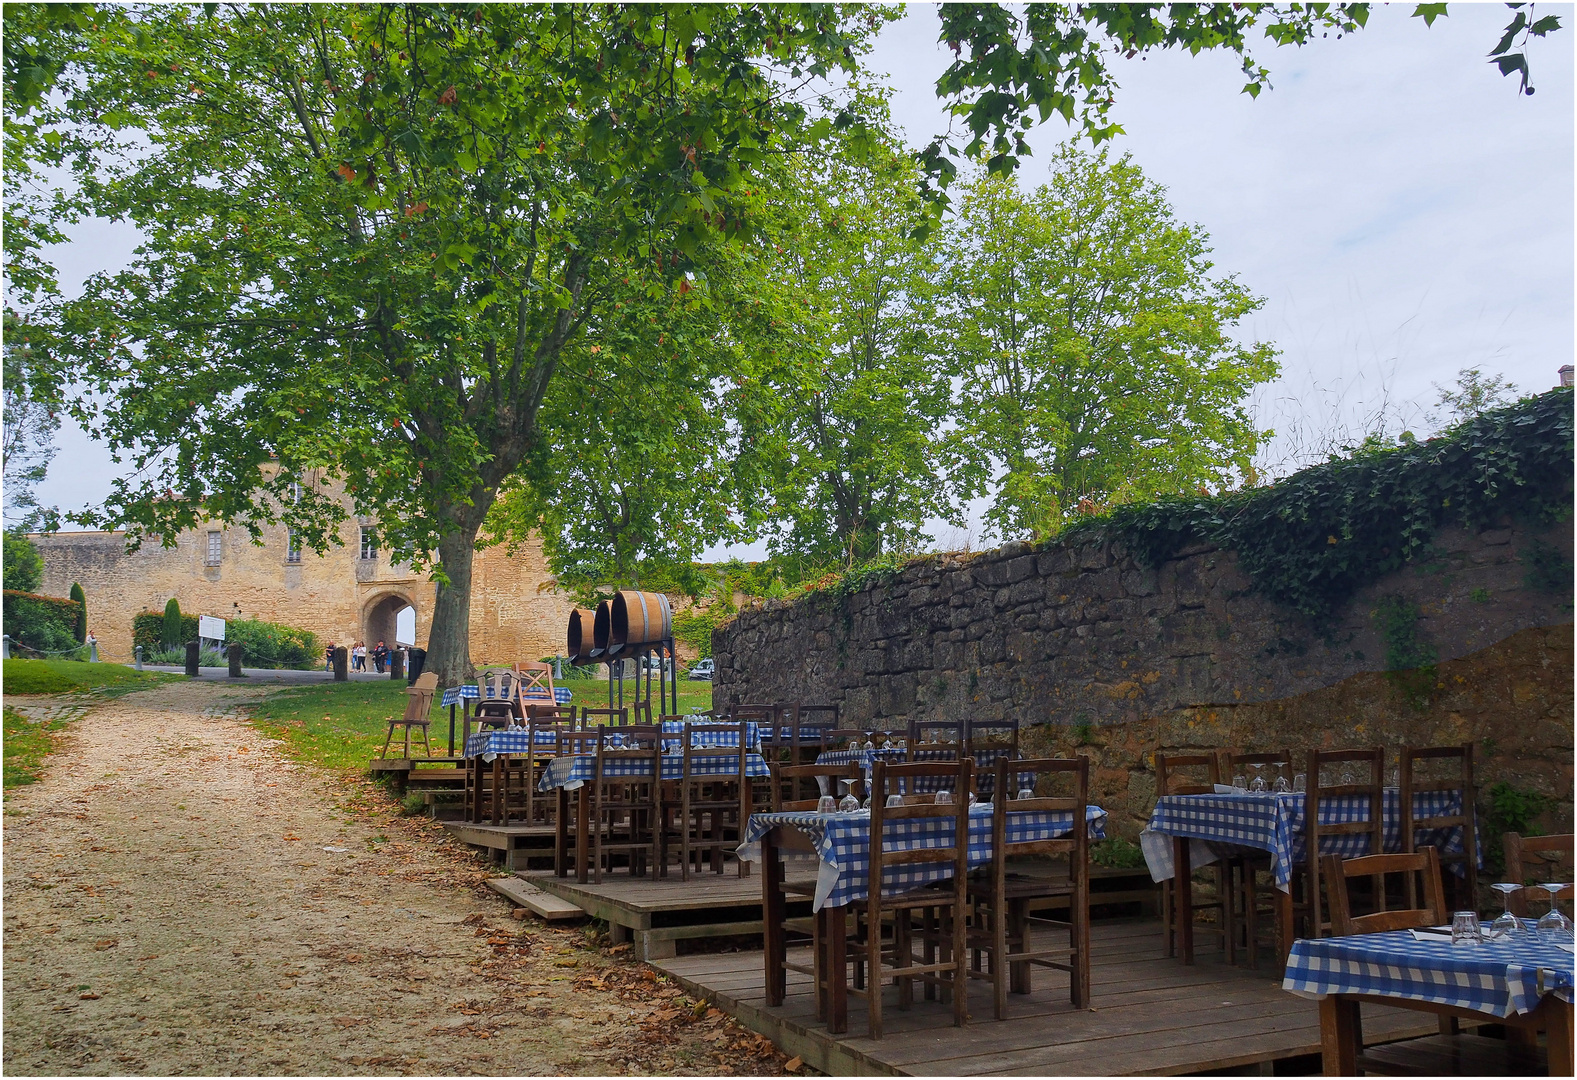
(1140, 789, 1477, 892)
(660, 719, 761, 754)
(464, 728, 562, 759)
(737, 802, 1108, 911)
(441, 684, 573, 708)
(814, 746, 1028, 794)
(1284, 923, 1575, 1017)
(537, 752, 772, 792)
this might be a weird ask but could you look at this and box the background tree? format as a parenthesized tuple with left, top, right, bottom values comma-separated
(2, 328, 62, 532)
(32, 4, 888, 685)
(162, 597, 182, 651)
(68, 581, 86, 643)
(3, 531, 45, 592)
(1433, 367, 1519, 425)
(741, 125, 958, 571)
(939, 146, 1279, 541)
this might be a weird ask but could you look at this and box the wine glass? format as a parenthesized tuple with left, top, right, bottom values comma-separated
(933, 788, 952, 805)
(1490, 883, 1523, 941)
(1272, 761, 1290, 793)
(816, 794, 836, 814)
(1537, 884, 1573, 943)
(1017, 786, 1035, 801)
(838, 779, 860, 813)
(1249, 763, 1266, 793)
(1232, 773, 1247, 794)
(1293, 773, 1306, 793)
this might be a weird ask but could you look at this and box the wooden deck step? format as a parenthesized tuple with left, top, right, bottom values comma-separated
(486, 875, 586, 921)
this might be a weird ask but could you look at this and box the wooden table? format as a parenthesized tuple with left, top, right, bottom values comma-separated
(1284, 928, 1574, 1076)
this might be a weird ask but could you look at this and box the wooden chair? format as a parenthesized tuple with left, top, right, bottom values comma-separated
(849, 757, 973, 1039)
(965, 756, 1091, 1018)
(1302, 748, 1385, 941)
(520, 716, 565, 826)
(581, 706, 628, 729)
(1400, 744, 1479, 911)
(1504, 832, 1575, 916)
(591, 724, 663, 884)
(526, 703, 575, 725)
(516, 660, 557, 709)
(1219, 748, 1293, 968)
(908, 719, 963, 747)
(965, 718, 1020, 798)
(381, 672, 438, 758)
(1155, 751, 1233, 963)
(1321, 846, 1544, 1076)
(665, 721, 751, 880)
(553, 729, 603, 879)
(764, 702, 813, 766)
(796, 704, 841, 754)
(474, 665, 519, 729)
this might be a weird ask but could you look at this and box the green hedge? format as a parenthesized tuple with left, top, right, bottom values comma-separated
(224, 618, 319, 670)
(3, 590, 84, 655)
(132, 612, 199, 650)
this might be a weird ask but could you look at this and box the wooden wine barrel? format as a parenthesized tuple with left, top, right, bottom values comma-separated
(566, 608, 597, 666)
(592, 599, 613, 658)
(611, 590, 672, 650)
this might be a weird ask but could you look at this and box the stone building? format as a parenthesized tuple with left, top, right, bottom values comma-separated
(30, 512, 573, 667)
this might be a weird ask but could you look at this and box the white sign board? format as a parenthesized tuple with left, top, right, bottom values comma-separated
(198, 615, 227, 642)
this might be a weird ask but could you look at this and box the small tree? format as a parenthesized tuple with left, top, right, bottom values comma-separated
(162, 597, 182, 649)
(68, 582, 85, 643)
(2, 531, 43, 592)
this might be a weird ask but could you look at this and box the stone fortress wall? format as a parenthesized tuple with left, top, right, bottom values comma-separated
(714, 519, 1574, 838)
(30, 516, 573, 667)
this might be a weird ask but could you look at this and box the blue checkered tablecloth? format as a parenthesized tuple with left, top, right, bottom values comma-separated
(464, 728, 563, 759)
(1284, 923, 1575, 1017)
(814, 747, 1029, 795)
(537, 752, 771, 792)
(660, 720, 761, 754)
(1140, 789, 1477, 891)
(441, 684, 573, 708)
(737, 802, 1108, 911)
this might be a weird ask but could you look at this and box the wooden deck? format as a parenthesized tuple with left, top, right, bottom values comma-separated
(523, 870, 812, 961)
(653, 920, 1449, 1076)
(441, 821, 556, 871)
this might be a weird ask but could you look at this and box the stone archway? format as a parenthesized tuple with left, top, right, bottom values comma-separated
(362, 591, 416, 658)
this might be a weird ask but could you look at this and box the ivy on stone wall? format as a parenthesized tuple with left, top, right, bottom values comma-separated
(1072, 388, 1574, 621)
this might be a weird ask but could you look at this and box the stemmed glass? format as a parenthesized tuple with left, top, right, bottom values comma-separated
(1017, 786, 1035, 801)
(1537, 884, 1573, 943)
(1249, 763, 1266, 793)
(1489, 883, 1523, 941)
(1272, 761, 1290, 793)
(838, 779, 860, 813)
(1231, 773, 1248, 794)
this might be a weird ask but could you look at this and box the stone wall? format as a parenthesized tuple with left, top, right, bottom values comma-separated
(714, 519, 1574, 834)
(31, 520, 572, 666)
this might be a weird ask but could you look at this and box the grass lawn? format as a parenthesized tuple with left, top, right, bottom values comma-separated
(249, 675, 717, 773)
(2, 706, 71, 793)
(2, 658, 182, 697)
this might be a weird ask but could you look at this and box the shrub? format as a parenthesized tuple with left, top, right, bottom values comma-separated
(162, 597, 183, 648)
(68, 583, 86, 643)
(2, 532, 42, 592)
(224, 618, 319, 670)
(2, 590, 83, 656)
(132, 611, 198, 650)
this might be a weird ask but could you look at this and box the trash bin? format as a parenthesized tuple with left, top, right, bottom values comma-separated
(406, 647, 427, 685)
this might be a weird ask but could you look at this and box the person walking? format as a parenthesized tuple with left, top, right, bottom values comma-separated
(372, 640, 389, 674)
(352, 640, 366, 672)
(325, 642, 336, 673)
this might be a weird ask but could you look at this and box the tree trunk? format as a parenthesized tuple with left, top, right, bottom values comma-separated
(424, 526, 480, 689)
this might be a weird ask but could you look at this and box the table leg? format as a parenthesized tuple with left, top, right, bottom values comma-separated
(490, 757, 503, 825)
(1547, 1000, 1574, 1078)
(763, 830, 786, 1007)
(555, 786, 569, 877)
(449, 703, 457, 757)
(827, 903, 848, 1034)
(1278, 886, 1295, 966)
(1319, 996, 1360, 1076)
(1173, 836, 1194, 964)
(576, 785, 590, 885)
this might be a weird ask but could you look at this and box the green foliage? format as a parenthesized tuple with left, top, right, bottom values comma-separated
(2, 657, 178, 695)
(1070, 389, 1574, 621)
(4, 705, 66, 793)
(939, 148, 1277, 541)
(1090, 838, 1146, 870)
(133, 610, 198, 651)
(1482, 781, 1556, 878)
(223, 618, 320, 670)
(1372, 595, 1438, 711)
(801, 551, 916, 606)
(249, 681, 413, 773)
(1520, 538, 1573, 600)
(399, 790, 429, 817)
(671, 608, 729, 661)
(2, 531, 42, 592)
(67, 582, 85, 643)
(162, 597, 183, 649)
(3, 589, 82, 654)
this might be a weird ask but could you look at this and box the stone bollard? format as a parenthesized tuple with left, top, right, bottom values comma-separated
(389, 648, 405, 681)
(184, 640, 200, 677)
(134, 644, 143, 670)
(2, 635, 11, 659)
(333, 645, 348, 682)
(228, 642, 244, 677)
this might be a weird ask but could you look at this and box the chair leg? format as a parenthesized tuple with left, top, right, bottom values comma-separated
(381, 723, 396, 758)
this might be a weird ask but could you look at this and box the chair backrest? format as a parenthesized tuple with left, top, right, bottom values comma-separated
(771, 762, 866, 811)
(909, 719, 962, 747)
(475, 665, 519, 718)
(993, 756, 1090, 865)
(527, 703, 575, 724)
(411, 671, 439, 691)
(729, 702, 777, 723)
(1307, 747, 1385, 843)
(1155, 752, 1220, 796)
(402, 676, 438, 723)
(581, 707, 629, 728)
(868, 758, 973, 895)
(821, 727, 869, 753)
(795, 703, 840, 743)
(1220, 749, 1295, 788)
(680, 721, 749, 782)
(517, 661, 556, 702)
(592, 724, 661, 793)
(556, 728, 604, 757)
(1504, 832, 1575, 915)
(1400, 743, 1478, 893)
(967, 717, 1019, 756)
(1320, 847, 1446, 936)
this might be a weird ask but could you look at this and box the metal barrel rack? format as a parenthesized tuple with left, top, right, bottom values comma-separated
(566, 590, 677, 718)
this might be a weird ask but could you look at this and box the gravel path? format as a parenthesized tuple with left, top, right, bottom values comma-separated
(3, 680, 790, 1076)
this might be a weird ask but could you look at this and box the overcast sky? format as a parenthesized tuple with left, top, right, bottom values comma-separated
(22, 4, 1576, 561)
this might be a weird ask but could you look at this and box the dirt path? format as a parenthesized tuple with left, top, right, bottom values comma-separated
(3, 680, 789, 1076)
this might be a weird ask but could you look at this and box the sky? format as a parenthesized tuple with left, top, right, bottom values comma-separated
(19, 4, 1576, 563)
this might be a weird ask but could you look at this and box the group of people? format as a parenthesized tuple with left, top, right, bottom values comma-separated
(323, 639, 392, 673)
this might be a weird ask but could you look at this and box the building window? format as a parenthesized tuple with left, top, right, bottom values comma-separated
(359, 527, 378, 560)
(286, 530, 301, 564)
(206, 530, 222, 566)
